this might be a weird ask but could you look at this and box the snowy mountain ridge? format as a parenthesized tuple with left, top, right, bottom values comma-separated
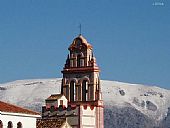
(103, 80, 170, 120)
(0, 78, 170, 128)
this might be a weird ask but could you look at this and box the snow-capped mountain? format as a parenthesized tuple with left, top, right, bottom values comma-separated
(0, 78, 170, 128)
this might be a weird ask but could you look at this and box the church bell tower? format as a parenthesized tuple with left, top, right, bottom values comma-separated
(61, 34, 104, 128)
(40, 34, 104, 128)
(61, 34, 102, 103)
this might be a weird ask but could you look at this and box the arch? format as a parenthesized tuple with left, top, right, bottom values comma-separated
(77, 54, 81, 67)
(70, 59, 74, 67)
(17, 122, 22, 128)
(80, 59, 85, 67)
(77, 85, 81, 101)
(77, 53, 85, 67)
(82, 80, 88, 101)
(0, 120, 3, 128)
(80, 52, 84, 57)
(70, 80, 76, 102)
(66, 80, 69, 84)
(7, 121, 13, 128)
(79, 77, 90, 84)
(69, 78, 78, 84)
(65, 85, 69, 100)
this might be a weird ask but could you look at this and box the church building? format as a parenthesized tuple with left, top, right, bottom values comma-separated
(0, 101, 40, 128)
(38, 35, 104, 128)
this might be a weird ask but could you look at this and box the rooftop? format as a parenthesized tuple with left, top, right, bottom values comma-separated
(0, 101, 40, 115)
(46, 94, 64, 101)
(69, 35, 92, 50)
(37, 118, 67, 128)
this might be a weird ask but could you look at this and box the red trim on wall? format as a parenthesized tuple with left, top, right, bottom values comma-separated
(83, 105, 87, 110)
(62, 67, 100, 73)
(90, 105, 94, 110)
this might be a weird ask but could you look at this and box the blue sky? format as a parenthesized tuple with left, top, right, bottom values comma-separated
(0, 0, 170, 89)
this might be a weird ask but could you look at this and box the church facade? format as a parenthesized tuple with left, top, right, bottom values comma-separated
(38, 35, 104, 128)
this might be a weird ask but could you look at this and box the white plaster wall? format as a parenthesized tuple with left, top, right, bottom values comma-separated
(81, 106, 96, 127)
(58, 96, 68, 107)
(0, 112, 40, 128)
(82, 116, 95, 125)
(82, 107, 96, 116)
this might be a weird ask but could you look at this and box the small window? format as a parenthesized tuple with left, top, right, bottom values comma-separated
(60, 100, 63, 105)
(0, 120, 3, 128)
(7, 121, 13, 128)
(17, 122, 22, 128)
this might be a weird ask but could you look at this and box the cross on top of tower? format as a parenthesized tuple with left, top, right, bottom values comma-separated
(79, 24, 82, 35)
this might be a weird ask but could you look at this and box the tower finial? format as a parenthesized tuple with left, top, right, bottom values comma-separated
(79, 24, 81, 35)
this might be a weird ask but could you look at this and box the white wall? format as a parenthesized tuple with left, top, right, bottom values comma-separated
(58, 96, 68, 107)
(46, 95, 68, 108)
(0, 111, 40, 128)
(81, 106, 96, 128)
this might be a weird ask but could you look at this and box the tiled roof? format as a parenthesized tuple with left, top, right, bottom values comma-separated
(69, 35, 92, 50)
(37, 118, 66, 128)
(78, 35, 92, 48)
(46, 94, 63, 101)
(0, 101, 40, 115)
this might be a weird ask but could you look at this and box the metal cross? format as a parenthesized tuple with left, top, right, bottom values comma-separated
(79, 24, 82, 35)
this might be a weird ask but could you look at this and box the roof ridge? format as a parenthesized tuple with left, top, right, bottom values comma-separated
(0, 100, 40, 115)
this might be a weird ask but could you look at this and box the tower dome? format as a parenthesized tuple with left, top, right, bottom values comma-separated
(68, 35, 92, 51)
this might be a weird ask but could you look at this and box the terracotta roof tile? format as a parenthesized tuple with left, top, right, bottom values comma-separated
(37, 118, 66, 128)
(46, 94, 63, 101)
(0, 101, 40, 115)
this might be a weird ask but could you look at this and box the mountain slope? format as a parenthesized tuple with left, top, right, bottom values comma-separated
(0, 78, 170, 127)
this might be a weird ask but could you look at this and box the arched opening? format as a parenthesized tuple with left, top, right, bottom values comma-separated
(70, 59, 74, 67)
(82, 80, 88, 101)
(80, 58, 84, 67)
(77, 54, 81, 67)
(17, 122, 22, 128)
(77, 85, 81, 101)
(70, 81, 76, 102)
(66, 85, 69, 100)
(7, 121, 13, 128)
(0, 120, 3, 128)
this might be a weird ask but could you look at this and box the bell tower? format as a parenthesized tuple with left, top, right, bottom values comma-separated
(40, 34, 104, 128)
(40, 35, 104, 128)
(61, 35, 104, 128)
(61, 34, 102, 103)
